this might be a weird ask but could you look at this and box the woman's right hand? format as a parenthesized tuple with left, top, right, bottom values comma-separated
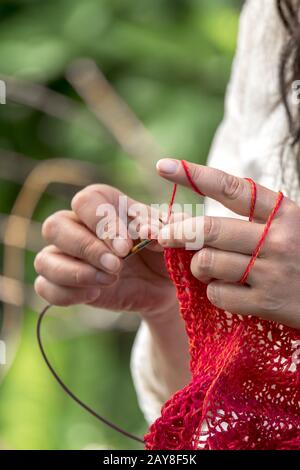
(34, 184, 178, 322)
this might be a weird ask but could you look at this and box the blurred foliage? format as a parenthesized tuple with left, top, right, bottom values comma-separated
(0, 0, 241, 450)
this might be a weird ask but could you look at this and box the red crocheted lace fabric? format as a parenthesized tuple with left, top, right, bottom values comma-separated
(145, 164, 300, 450)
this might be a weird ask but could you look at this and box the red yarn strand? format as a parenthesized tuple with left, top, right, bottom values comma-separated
(239, 191, 284, 285)
(181, 160, 205, 197)
(167, 183, 178, 223)
(244, 177, 257, 222)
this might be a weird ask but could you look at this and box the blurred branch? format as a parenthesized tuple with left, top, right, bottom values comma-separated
(0, 149, 109, 197)
(0, 214, 43, 252)
(66, 59, 164, 191)
(2, 72, 164, 196)
(3, 158, 95, 280)
(0, 74, 103, 139)
(0, 275, 26, 307)
(0, 149, 35, 183)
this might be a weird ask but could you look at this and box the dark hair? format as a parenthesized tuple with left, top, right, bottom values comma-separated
(277, 0, 300, 181)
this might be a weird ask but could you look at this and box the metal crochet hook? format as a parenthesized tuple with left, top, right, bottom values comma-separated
(123, 239, 154, 260)
(123, 217, 166, 260)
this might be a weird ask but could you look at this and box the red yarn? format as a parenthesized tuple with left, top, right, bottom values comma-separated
(181, 160, 205, 197)
(167, 183, 178, 222)
(239, 191, 284, 285)
(145, 163, 300, 450)
(244, 178, 257, 222)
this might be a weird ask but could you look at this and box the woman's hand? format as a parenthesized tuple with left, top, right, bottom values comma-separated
(34, 184, 177, 322)
(156, 158, 300, 330)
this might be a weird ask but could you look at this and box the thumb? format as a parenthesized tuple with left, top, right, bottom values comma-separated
(156, 158, 205, 197)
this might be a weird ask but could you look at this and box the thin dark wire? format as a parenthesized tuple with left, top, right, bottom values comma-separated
(37, 304, 144, 445)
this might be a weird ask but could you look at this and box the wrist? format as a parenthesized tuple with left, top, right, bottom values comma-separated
(143, 297, 181, 328)
(142, 296, 190, 394)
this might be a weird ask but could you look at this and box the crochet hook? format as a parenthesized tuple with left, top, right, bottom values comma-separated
(123, 239, 154, 260)
(124, 217, 166, 260)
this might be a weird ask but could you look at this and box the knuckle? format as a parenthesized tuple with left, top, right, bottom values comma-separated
(283, 199, 297, 218)
(51, 262, 65, 282)
(34, 276, 45, 298)
(71, 188, 91, 212)
(34, 276, 75, 307)
(42, 215, 57, 241)
(259, 291, 282, 314)
(204, 217, 220, 243)
(197, 248, 214, 275)
(219, 172, 242, 200)
(73, 268, 87, 286)
(207, 283, 221, 307)
(71, 184, 114, 212)
(34, 252, 46, 274)
(189, 164, 203, 185)
(267, 230, 289, 255)
(78, 236, 98, 261)
(42, 211, 67, 242)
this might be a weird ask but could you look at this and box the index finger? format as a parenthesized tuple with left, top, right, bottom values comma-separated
(71, 185, 134, 257)
(156, 158, 281, 222)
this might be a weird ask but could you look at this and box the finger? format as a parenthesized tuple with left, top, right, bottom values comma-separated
(207, 281, 258, 315)
(191, 248, 260, 285)
(35, 276, 101, 306)
(156, 159, 282, 222)
(128, 204, 164, 245)
(159, 216, 264, 255)
(126, 208, 188, 254)
(148, 243, 164, 252)
(42, 212, 122, 274)
(71, 185, 135, 257)
(139, 211, 191, 242)
(34, 246, 118, 288)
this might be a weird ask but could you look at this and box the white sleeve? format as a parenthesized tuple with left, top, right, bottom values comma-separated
(130, 321, 172, 423)
(205, 0, 254, 219)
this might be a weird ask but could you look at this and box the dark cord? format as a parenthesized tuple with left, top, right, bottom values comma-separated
(37, 303, 144, 445)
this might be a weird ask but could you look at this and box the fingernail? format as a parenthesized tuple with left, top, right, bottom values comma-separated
(156, 159, 179, 175)
(87, 287, 101, 301)
(112, 237, 130, 257)
(100, 253, 121, 273)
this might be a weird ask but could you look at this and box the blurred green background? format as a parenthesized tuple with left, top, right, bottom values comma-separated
(0, 0, 241, 450)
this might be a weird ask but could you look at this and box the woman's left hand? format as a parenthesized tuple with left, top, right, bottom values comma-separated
(155, 158, 300, 330)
